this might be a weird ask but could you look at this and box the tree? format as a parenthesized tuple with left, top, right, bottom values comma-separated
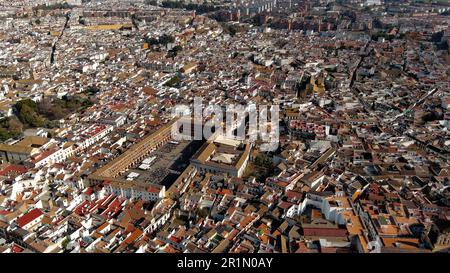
(164, 76, 181, 87)
(431, 31, 444, 43)
(167, 45, 183, 57)
(61, 237, 70, 250)
(159, 34, 175, 45)
(33, 3, 73, 11)
(197, 207, 209, 218)
(21, 104, 44, 127)
(145, 37, 159, 45)
(15, 99, 45, 127)
(0, 117, 22, 141)
(79, 17, 86, 26)
(15, 99, 38, 112)
(254, 154, 271, 167)
(83, 85, 100, 96)
(0, 129, 14, 141)
(15, 96, 94, 129)
(172, 45, 182, 52)
(8, 117, 23, 133)
(237, 142, 245, 150)
(145, 0, 158, 5)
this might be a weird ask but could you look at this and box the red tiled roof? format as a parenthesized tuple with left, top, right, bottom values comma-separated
(147, 186, 161, 193)
(87, 124, 107, 137)
(11, 244, 24, 253)
(32, 149, 57, 164)
(74, 200, 90, 216)
(303, 227, 348, 237)
(169, 235, 182, 244)
(83, 187, 94, 195)
(0, 165, 27, 177)
(278, 201, 294, 210)
(17, 208, 43, 228)
(218, 189, 232, 196)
